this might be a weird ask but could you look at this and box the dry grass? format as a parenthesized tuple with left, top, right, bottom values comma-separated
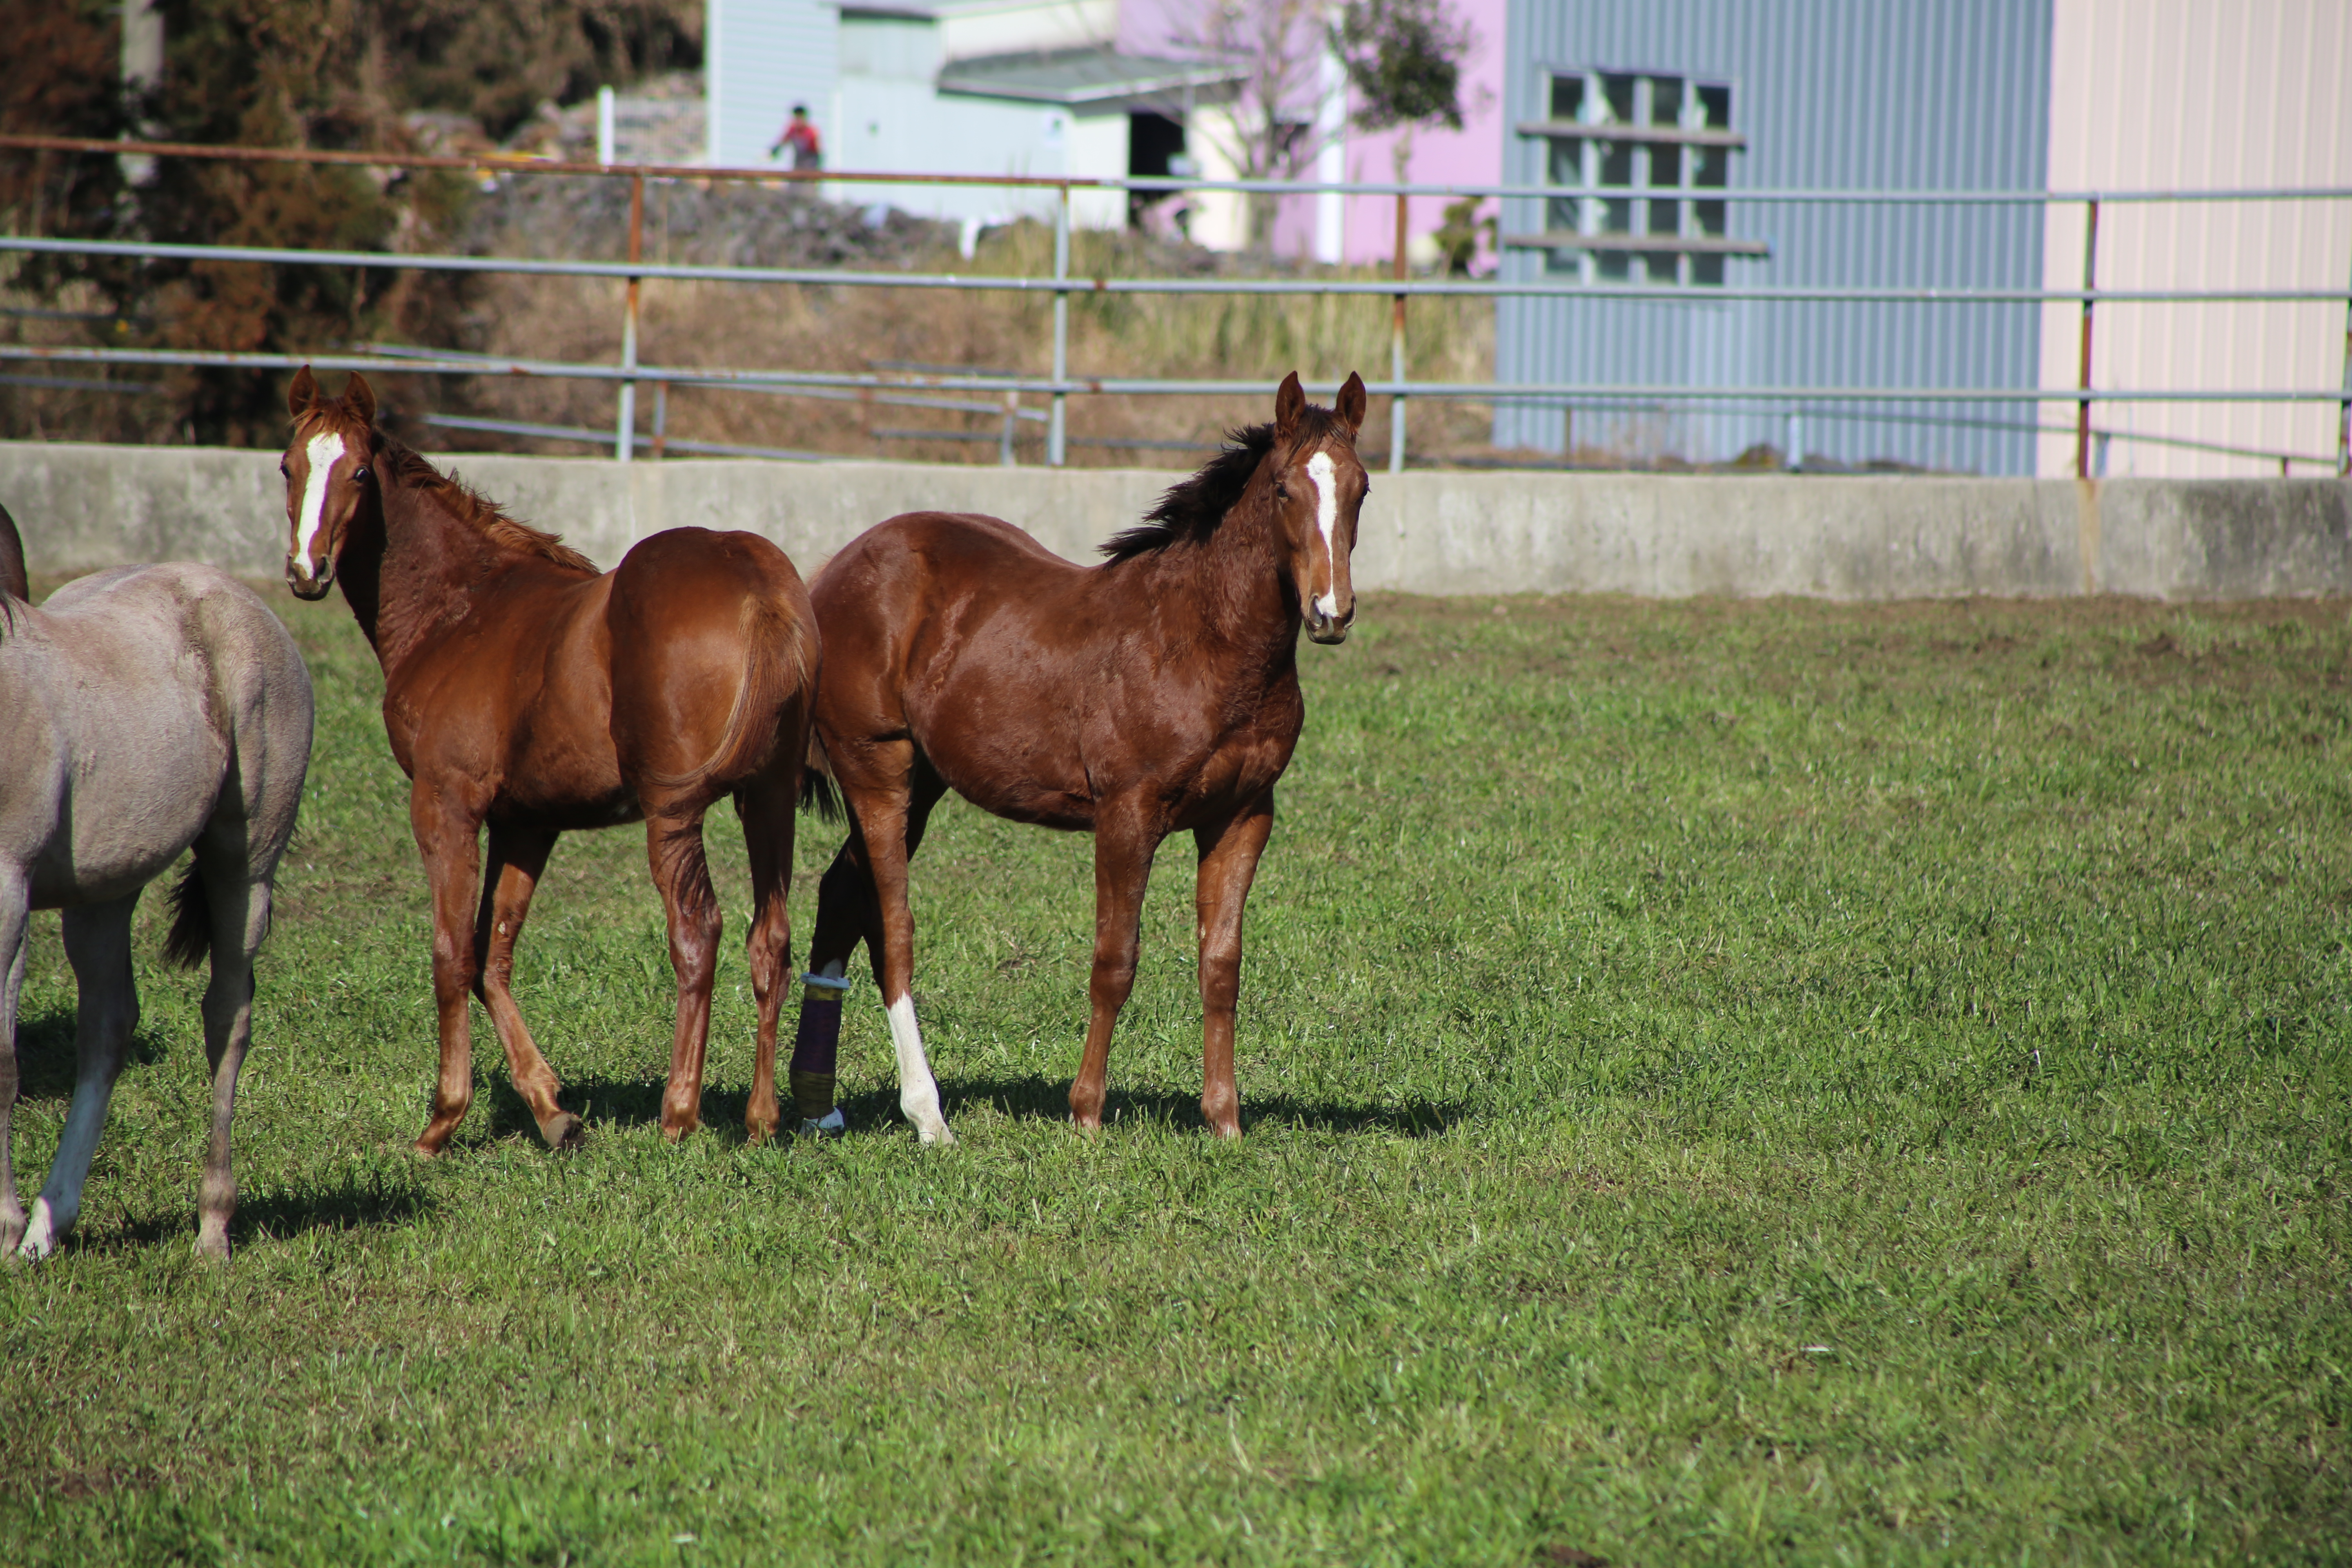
(445, 219, 1499, 467)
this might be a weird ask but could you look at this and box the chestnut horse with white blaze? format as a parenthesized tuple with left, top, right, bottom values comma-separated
(280, 368, 819, 1151)
(789, 372, 1368, 1143)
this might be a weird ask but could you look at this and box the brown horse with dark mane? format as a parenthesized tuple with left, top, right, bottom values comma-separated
(279, 368, 818, 1152)
(787, 371, 1368, 1144)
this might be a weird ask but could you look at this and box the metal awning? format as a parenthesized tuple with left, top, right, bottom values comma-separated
(935, 49, 1245, 110)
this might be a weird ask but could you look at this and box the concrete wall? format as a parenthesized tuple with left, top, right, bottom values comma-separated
(2, 441, 2346, 600)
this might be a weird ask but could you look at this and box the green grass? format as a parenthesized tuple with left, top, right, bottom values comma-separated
(3, 588, 2348, 1565)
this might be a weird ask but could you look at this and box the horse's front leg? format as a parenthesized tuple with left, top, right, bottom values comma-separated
(472, 823, 579, 1151)
(412, 784, 487, 1156)
(1192, 791, 1275, 1139)
(0, 872, 29, 1254)
(1069, 806, 1163, 1133)
(643, 798, 722, 1140)
(19, 896, 139, 1258)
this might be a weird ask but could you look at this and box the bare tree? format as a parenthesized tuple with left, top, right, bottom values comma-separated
(1157, 0, 1339, 249)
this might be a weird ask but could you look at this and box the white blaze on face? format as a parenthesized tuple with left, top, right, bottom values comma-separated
(1305, 450, 1341, 619)
(293, 430, 347, 574)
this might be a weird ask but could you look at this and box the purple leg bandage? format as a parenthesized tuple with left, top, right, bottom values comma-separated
(790, 974, 849, 1123)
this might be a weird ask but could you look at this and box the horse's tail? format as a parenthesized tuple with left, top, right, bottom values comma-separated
(647, 584, 817, 790)
(801, 731, 844, 821)
(162, 860, 212, 969)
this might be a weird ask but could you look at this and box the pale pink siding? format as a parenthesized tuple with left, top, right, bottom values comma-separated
(1327, 0, 1507, 268)
(2038, 0, 2352, 477)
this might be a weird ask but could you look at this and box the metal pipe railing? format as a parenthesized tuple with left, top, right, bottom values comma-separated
(0, 343, 2334, 403)
(4, 133, 2349, 205)
(0, 234, 2337, 305)
(5, 132, 2348, 474)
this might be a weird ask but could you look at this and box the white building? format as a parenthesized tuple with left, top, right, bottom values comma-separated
(706, 0, 1241, 240)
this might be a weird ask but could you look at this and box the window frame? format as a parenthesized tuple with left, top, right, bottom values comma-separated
(1508, 66, 1766, 287)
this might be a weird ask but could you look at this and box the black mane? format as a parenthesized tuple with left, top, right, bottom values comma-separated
(0, 499, 26, 638)
(1100, 407, 1345, 563)
(0, 500, 26, 603)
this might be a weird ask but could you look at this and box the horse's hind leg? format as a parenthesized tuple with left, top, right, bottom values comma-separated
(0, 874, 29, 1253)
(800, 755, 953, 1140)
(472, 824, 580, 1151)
(183, 831, 274, 1259)
(644, 796, 724, 1140)
(736, 764, 803, 1144)
(19, 895, 138, 1259)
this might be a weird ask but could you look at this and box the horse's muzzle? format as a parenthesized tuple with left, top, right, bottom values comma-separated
(1305, 608, 1353, 644)
(285, 558, 333, 600)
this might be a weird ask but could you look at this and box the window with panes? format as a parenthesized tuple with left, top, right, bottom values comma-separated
(1530, 69, 1743, 287)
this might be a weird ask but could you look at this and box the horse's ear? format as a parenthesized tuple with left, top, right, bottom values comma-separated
(1335, 372, 1367, 437)
(343, 371, 377, 426)
(1274, 370, 1305, 435)
(287, 365, 319, 418)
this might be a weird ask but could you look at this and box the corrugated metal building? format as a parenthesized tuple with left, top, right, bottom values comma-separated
(1493, 0, 2055, 472)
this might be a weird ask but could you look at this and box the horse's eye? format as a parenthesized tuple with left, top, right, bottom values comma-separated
(353, 467, 370, 484)
(1274, 484, 1289, 501)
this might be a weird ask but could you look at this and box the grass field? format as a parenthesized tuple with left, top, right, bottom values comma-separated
(2, 584, 2348, 1565)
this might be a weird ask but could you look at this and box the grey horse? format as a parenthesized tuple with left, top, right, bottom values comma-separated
(0, 502, 314, 1260)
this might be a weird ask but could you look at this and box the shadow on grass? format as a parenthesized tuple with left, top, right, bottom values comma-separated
(488, 1073, 757, 1145)
(7, 1007, 168, 1100)
(935, 1074, 1463, 1137)
(93, 1169, 435, 1253)
(482, 1070, 1461, 1145)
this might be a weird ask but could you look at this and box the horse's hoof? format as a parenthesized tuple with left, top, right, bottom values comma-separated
(794, 1109, 846, 1142)
(659, 1119, 695, 1144)
(917, 1123, 956, 1147)
(16, 1202, 59, 1260)
(539, 1112, 586, 1151)
(194, 1232, 232, 1263)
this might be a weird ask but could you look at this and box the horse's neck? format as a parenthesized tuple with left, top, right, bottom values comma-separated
(1163, 496, 1300, 678)
(348, 477, 505, 675)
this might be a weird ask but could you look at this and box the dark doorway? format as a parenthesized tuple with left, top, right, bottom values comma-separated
(1129, 112, 1187, 227)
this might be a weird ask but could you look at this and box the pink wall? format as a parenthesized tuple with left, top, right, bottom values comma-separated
(2035, 0, 2352, 478)
(1335, 0, 1506, 270)
(1119, 0, 1507, 270)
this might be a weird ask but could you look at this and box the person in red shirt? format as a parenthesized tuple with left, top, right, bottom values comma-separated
(769, 104, 822, 171)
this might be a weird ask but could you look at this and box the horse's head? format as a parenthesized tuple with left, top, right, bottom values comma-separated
(1265, 370, 1368, 644)
(281, 366, 381, 601)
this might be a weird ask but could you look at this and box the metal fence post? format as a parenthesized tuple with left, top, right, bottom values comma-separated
(616, 173, 644, 462)
(1390, 191, 1408, 474)
(2075, 196, 2099, 479)
(1049, 184, 1069, 468)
